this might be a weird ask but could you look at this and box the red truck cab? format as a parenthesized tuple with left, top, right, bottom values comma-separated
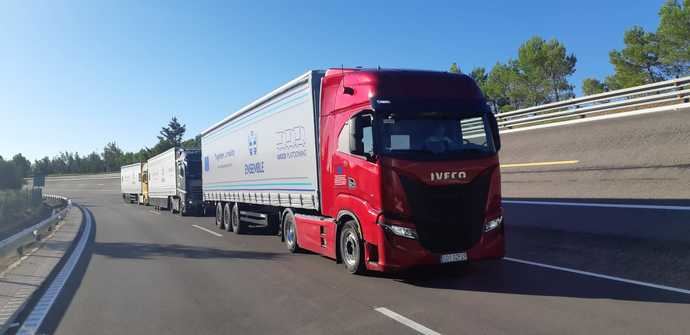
(290, 68, 504, 273)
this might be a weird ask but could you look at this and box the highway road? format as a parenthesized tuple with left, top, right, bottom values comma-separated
(17, 110, 690, 334)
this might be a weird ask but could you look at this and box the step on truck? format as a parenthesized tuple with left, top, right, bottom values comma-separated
(121, 162, 143, 203)
(148, 147, 203, 215)
(202, 68, 505, 273)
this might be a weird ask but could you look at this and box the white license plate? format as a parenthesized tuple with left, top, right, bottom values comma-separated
(440, 252, 467, 263)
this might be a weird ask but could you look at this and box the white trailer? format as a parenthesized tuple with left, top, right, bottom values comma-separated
(120, 162, 142, 203)
(147, 147, 177, 209)
(201, 71, 323, 232)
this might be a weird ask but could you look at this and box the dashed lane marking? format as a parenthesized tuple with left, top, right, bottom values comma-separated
(501, 160, 579, 168)
(192, 225, 223, 237)
(375, 307, 442, 335)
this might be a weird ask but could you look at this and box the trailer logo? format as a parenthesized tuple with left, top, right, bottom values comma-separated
(430, 171, 467, 181)
(248, 131, 258, 156)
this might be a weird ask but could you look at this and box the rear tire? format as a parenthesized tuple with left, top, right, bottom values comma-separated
(223, 203, 233, 231)
(215, 203, 223, 227)
(283, 211, 299, 253)
(340, 220, 365, 274)
(231, 203, 245, 234)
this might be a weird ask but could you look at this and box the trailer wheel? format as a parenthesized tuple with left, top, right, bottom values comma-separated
(223, 203, 233, 231)
(340, 220, 365, 274)
(282, 211, 299, 253)
(215, 203, 223, 227)
(231, 203, 245, 234)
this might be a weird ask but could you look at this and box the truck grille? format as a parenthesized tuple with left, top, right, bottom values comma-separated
(399, 170, 491, 253)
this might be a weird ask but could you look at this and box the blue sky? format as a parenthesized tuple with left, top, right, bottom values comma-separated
(0, 0, 663, 161)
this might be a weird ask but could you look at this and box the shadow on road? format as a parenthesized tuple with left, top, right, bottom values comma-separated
(374, 260, 690, 305)
(92, 242, 283, 260)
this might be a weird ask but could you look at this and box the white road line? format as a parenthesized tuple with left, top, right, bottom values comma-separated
(504, 257, 690, 295)
(148, 210, 161, 215)
(18, 205, 92, 334)
(501, 160, 578, 168)
(192, 225, 223, 237)
(375, 307, 442, 335)
(503, 200, 690, 211)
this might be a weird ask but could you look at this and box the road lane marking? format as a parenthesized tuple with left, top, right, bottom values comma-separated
(192, 225, 223, 237)
(148, 210, 161, 215)
(18, 204, 92, 334)
(503, 200, 690, 211)
(375, 307, 442, 335)
(501, 160, 578, 168)
(504, 257, 690, 295)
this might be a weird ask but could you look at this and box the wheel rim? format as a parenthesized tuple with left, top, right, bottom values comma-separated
(285, 220, 295, 247)
(216, 205, 222, 225)
(342, 230, 359, 268)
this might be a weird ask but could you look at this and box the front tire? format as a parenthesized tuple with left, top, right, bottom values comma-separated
(340, 220, 365, 274)
(283, 211, 299, 253)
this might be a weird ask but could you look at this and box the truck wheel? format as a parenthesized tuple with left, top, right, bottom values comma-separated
(215, 203, 223, 227)
(231, 203, 245, 234)
(340, 221, 365, 274)
(283, 211, 299, 253)
(223, 203, 233, 231)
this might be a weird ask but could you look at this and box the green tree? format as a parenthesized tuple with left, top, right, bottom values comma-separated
(582, 78, 607, 96)
(158, 117, 186, 148)
(606, 26, 664, 89)
(11, 153, 31, 177)
(103, 142, 124, 172)
(517, 36, 576, 103)
(182, 135, 201, 149)
(485, 61, 525, 112)
(449, 62, 461, 74)
(0, 157, 23, 189)
(657, 0, 690, 77)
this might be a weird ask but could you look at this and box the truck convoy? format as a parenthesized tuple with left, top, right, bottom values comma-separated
(120, 147, 203, 215)
(200, 69, 505, 273)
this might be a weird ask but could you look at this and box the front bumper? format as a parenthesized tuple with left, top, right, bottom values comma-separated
(365, 221, 505, 272)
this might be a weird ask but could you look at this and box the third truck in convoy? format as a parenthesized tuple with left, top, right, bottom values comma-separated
(201, 68, 505, 273)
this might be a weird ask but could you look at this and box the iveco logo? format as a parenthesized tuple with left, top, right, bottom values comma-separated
(430, 171, 467, 181)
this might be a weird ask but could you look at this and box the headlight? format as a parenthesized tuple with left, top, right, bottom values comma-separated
(380, 223, 418, 239)
(484, 216, 503, 232)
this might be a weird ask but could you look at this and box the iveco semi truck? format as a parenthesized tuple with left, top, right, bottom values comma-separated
(146, 147, 203, 215)
(202, 69, 504, 273)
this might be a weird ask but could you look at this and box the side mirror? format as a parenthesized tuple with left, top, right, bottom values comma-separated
(487, 113, 501, 151)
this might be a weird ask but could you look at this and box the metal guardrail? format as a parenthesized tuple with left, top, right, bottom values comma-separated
(0, 195, 71, 269)
(464, 75, 690, 135)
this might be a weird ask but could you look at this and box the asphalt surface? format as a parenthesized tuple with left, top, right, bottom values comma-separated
(16, 109, 690, 334)
(500, 108, 690, 199)
(26, 177, 689, 333)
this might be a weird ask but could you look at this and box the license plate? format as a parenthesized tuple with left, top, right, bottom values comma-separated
(440, 252, 467, 263)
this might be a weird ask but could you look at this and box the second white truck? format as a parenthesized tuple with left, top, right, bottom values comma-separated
(147, 147, 203, 215)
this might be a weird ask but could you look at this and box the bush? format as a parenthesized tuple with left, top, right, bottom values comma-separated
(0, 159, 24, 190)
(0, 189, 43, 226)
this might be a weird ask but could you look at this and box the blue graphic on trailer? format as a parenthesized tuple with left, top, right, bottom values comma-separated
(203, 156, 210, 172)
(248, 131, 258, 156)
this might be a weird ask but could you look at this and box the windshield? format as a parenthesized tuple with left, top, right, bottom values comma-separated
(376, 113, 495, 160)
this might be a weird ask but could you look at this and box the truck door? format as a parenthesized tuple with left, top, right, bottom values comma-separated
(332, 112, 380, 213)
